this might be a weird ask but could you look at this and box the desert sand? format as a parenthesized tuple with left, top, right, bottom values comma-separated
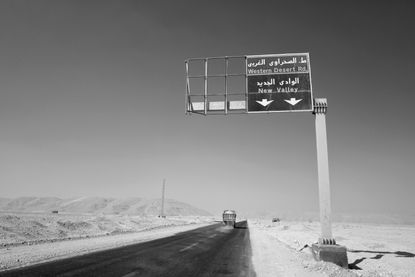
(1, 197, 414, 276)
(249, 220, 415, 277)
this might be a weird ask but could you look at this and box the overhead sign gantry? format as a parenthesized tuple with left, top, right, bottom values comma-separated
(184, 53, 348, 267)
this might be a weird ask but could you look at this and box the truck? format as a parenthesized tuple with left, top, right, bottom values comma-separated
(222, 210, 237, 228)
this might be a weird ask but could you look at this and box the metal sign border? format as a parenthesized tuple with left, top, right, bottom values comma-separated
(246, 52, 314, 113)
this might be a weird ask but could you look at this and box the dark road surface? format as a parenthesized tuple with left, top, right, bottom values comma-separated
(0, 221, 256, 277)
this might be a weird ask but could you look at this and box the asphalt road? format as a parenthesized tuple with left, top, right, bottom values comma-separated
(0, 221, 256, 277)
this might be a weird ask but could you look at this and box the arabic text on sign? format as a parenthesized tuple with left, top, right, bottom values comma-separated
(247, 56, 307, 68)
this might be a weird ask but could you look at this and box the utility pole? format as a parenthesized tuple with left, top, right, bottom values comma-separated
(160, 178, 166, 218)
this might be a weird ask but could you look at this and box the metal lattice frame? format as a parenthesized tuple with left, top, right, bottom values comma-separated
(185, 56, 247, 115)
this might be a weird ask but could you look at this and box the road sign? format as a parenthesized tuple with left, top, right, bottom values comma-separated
(246, 53, 313, 113)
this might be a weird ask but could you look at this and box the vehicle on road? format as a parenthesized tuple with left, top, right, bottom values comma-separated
(222, 210, 237, 228)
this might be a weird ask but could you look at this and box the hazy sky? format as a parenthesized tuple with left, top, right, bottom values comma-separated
(0, 0, 414, 216)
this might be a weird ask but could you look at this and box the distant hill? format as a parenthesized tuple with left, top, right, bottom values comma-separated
(0, 197, 211, 217)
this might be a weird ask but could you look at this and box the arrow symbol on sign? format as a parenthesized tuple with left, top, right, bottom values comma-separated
(284, 98, 302, 106)
(256, 99, 274, 107)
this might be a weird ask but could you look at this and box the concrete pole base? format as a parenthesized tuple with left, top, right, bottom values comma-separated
(311, 243, 348, 268)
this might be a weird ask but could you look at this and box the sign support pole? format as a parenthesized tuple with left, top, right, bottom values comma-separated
(313, 98, 335, 245)
(311, 98, 347, 268)
(161, 178, 166, 218)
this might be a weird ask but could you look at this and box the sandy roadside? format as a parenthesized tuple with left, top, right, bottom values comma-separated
(249, 220, 415, 277)
(249, 220, 357, 277)
(0, 222, 213, 271)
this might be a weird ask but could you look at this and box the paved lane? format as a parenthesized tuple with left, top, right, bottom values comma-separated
(0, 221, 256, 277)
